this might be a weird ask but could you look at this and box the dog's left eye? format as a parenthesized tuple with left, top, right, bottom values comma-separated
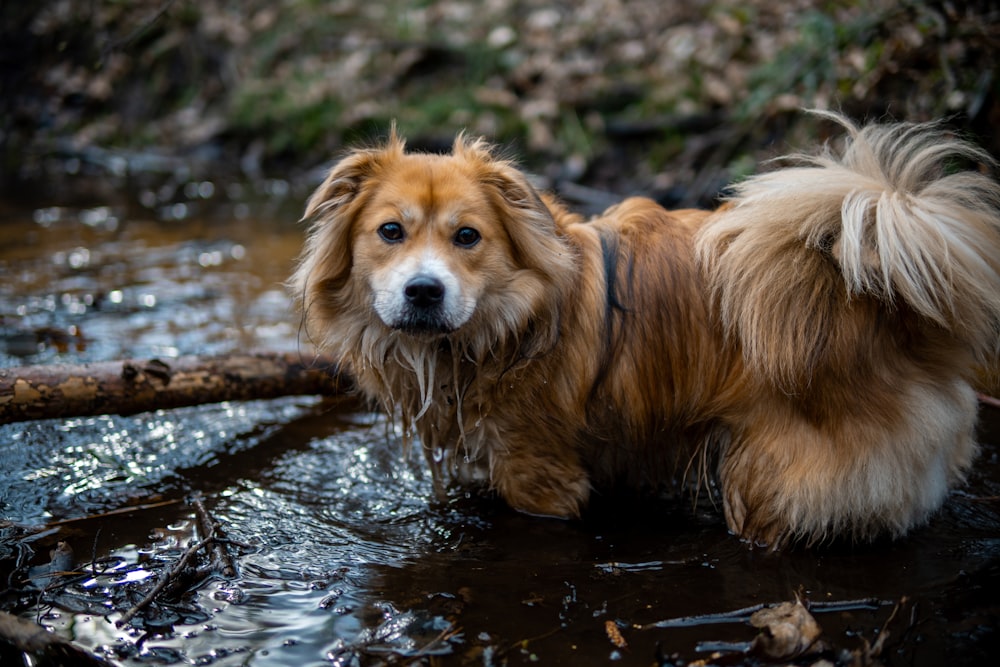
(378, 222, 405, 243)
(453, 227, 481, 248)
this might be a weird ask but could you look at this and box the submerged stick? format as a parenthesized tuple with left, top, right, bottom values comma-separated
(639, 597, 888, 630)
(43, 499, 184, 527)
(115, 534, 212, 628)
(191, 493, 237, 578)
(0, 352, 351, 424)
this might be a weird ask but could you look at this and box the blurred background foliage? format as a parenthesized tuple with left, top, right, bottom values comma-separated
(1, 0, 998, 206)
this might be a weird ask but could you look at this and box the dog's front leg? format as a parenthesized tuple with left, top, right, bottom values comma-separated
(489, 446, 591, 519)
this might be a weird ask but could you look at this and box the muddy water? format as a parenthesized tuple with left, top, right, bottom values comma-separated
(1, 188, 999, 666)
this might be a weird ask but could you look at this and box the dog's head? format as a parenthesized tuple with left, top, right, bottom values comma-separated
(292, 130, 576, 358)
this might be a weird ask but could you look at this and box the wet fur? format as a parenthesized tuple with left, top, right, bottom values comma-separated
(292, 112, 1000, 547)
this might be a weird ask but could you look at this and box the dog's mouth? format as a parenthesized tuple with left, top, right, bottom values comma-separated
(392, 310, 457, 336)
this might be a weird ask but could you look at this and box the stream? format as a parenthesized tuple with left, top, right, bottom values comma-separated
(1, 176, 998, 665)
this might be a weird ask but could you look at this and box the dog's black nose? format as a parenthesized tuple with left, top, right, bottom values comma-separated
(404, 275, 445, 308)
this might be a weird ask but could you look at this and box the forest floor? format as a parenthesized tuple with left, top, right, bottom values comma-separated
(2, 0, 999, 208)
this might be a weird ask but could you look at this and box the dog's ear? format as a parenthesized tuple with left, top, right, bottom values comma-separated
(454, 134, 573, 277)
(291, 130, 406, 313)
(304, 127, 405, 220)
(455, 135, 577, 359)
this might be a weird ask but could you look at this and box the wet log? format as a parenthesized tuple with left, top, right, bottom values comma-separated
(0, 353, 351, 425)
(0, 610, 117, 666)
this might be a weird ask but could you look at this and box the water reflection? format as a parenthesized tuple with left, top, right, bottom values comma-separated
(1, 198, 303, 364)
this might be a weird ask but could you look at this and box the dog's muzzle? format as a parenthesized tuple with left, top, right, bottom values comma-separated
(397, 274, 453, 334)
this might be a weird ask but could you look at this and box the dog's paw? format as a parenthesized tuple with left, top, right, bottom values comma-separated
(492, 455, 590, 519)
(722, 486, 789, 549)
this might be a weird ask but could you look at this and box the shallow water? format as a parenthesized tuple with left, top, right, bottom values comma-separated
(1, 189, 999, 665)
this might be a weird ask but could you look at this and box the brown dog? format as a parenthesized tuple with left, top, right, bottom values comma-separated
(292, 112, 1000, 547)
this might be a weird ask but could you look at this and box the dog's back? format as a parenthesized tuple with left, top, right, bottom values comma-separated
(566, 199, 739, 490)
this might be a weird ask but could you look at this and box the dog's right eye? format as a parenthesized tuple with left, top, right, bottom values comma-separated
(377, 222, 405, 243)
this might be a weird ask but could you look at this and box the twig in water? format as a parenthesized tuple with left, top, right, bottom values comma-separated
(191, 493, 237, 577)
(44, 499, 183, 527)
(407, 624, 464, 659)
(115, 535, 213, 628)
(91, 528, 102, 578)
(500, 624, 564, 658)
(864, 596, 910, 659)
(639, 602, 769, 630)
(638, 597, 888, 630)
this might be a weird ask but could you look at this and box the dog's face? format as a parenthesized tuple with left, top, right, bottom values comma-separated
(350, 156, 500, 335)
(293, 132, 577, 354)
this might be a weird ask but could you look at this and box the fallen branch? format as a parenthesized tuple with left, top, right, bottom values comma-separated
(0, 610, 118, 666)
(0, 352, 351, 425)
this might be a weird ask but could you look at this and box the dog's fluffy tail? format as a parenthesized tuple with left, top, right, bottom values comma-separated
(697, 111, 1000, 387)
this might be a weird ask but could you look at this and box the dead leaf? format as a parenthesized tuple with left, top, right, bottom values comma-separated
(749, 596, 825, 660)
